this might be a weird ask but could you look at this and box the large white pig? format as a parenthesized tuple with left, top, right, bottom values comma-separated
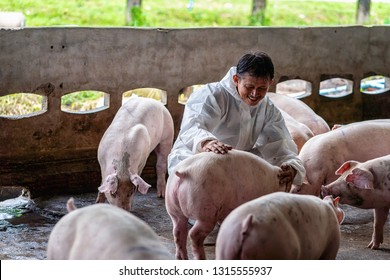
(268, 92, 330, 135)
(321, 154, 390, 249)
(96, 95, 174, 211)
(165, 149, 293, 260)
(291, 119, 390, 196)
(216, 192, 344, 259)
(47, 198, 173, 260)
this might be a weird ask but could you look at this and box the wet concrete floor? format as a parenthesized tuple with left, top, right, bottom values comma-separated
(1, 187, 390, 260)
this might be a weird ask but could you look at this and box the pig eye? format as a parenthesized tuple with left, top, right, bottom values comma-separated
(347, 182, 354, 188)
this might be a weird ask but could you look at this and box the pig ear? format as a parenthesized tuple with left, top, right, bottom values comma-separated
(240, 214, 254, 246)
(98, 174, 118, 194)
(335, 161, 359, 175)
(130, 174, 151, 195)
(337, 210, 345, 225)
(333, 196, 340, 206)
(345, 168, 374, 189)
(332, 196, 345, 224)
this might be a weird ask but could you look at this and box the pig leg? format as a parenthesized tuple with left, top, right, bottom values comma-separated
(171, 215, 190, 260)
(368, 207, 389, 249)
(189, 221, 216, 260)
(154, 142, 170, 198)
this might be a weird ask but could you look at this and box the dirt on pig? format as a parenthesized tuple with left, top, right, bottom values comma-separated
(1, 187, 390, 260)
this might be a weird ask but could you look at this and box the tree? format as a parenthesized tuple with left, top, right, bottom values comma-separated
(252, 0, 267, 16)
(125, 0, 142, 25)
(251, 0, 267, 25)
(356, 0, 371, 24)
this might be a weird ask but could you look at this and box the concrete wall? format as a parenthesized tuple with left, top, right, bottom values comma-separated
(1, 27, 389, 197)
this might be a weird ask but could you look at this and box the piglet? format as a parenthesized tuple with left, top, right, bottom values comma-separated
(96, 95, 174, 211)
(321, 154, 390, 249)
(165, 149, 293, 260)
(47, 198, 172, 260)
(216, 192, 344, 259)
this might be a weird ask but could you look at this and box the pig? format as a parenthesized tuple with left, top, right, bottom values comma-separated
(279, 109, 314, 152)
(96, 95, 174, 211)
(321, 154, 390, 249)
(215, 192, 345, 259)
(291, 119, 390, 196)
(47, 198, 173, 259)
(268, 92, 330, 135)
(165, 149, 293, 260)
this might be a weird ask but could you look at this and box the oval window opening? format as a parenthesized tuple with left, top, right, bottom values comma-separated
(360, 75, 390, 95)
(178, 85, 204, 105)
(275, 79, 312, 99)
(319, 78, 353, 98)
(122, 88, 167, 105)
(61, 90, 108, 114)
(0, 93, 46, 119)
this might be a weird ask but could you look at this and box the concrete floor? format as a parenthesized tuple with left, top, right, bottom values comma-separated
(1, 187, 390, 260)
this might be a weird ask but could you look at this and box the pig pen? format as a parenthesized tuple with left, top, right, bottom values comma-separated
(1, 186, 390, 260)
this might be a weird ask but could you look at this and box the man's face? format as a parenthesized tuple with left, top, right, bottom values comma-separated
(233, 73, 273, 106)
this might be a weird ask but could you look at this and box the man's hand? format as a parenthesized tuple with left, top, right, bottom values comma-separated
(202, 140, 232, 154)
(278, 164, 297, 192)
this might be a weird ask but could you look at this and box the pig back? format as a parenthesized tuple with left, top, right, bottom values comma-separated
(47, 203, 172, 260)
(109, 95, 174, 149)
(171, 150, 283, 220)
(216, 192, 341, 259)
(268, 92, 330, 135)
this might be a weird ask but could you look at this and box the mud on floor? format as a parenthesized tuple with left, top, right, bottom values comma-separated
(1, 187, 390, 260)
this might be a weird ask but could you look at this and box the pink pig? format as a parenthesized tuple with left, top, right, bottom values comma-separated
(291, 119, 390, 196)
(165, 149, 292, 260)
(279, 108, 314, 152)
(47, 198, 172, 259)
(96, 95, 174, 211)
(268, 92, 330, 135)
(216, 192, 344, 259)
(321, 154, 390, 249)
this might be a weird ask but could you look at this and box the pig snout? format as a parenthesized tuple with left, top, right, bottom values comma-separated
(320, 184, 342, 200)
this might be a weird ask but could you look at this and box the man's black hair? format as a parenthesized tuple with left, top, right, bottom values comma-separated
(236, 51, 274, 79)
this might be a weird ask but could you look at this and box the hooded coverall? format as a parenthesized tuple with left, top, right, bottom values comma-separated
(168, 67, 305, 185)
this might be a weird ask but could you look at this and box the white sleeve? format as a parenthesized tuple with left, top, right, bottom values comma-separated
(255, 106, 306, 185)
(178, 87, 222, 153)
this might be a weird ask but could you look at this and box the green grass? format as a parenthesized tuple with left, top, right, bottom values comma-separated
(1, 0, 390, 27)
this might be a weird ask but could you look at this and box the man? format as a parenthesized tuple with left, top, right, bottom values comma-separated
(168, 51, 305, 185)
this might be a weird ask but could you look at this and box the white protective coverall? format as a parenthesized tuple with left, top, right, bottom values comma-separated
(168, 67, 305, 185)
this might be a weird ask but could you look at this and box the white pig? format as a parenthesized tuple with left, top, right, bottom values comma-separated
(96, 95, 174, 211)
(216, 192, 345, 259)
(321, 154, 390, 249)
(291, 119, 390, 196)
(47, 198, 173, 259)
(280, 109, 314, 152)
(165, 149, 292, 260)
(268, 92, 330, 135)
